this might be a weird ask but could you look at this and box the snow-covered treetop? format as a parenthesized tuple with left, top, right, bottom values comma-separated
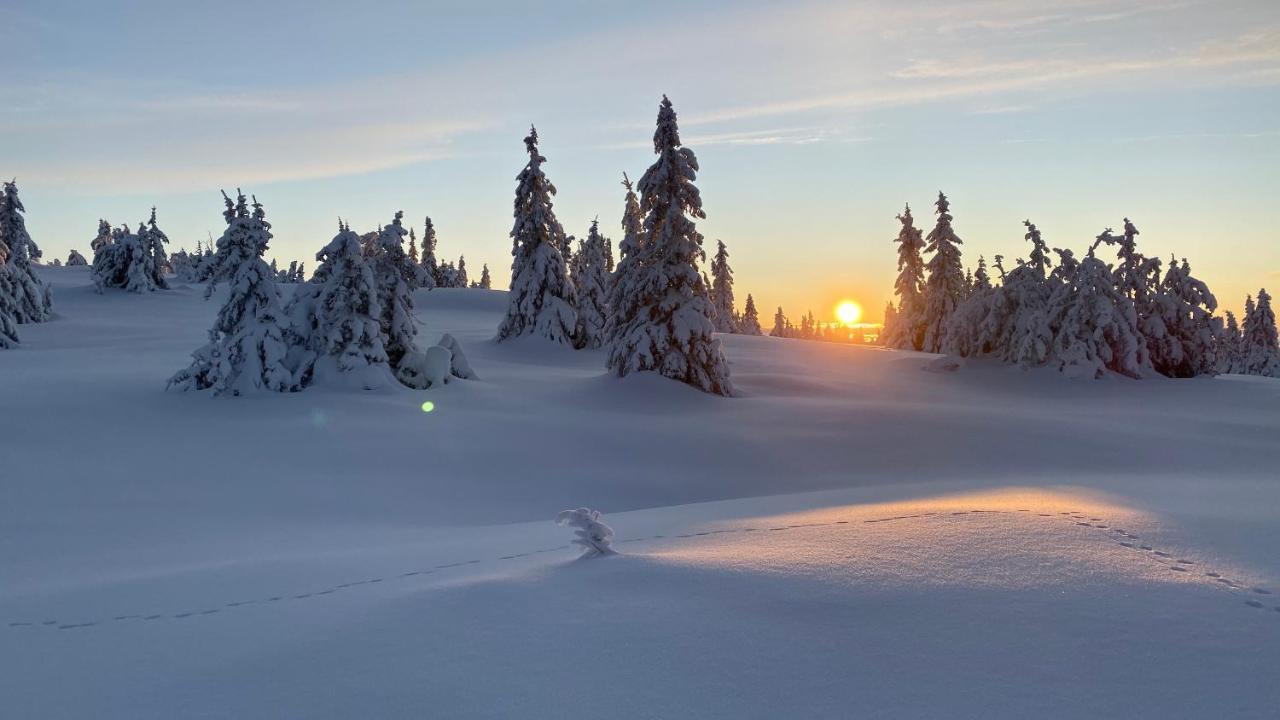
(619, 172, 643, 259)
(511, 125, 567, 258)
(639, 96, 706, 229)
(893, 203, 926, 299)
(1023, 220, 1051, 278)
(973, 256, 992, 291)
(203, 189, 273, 294)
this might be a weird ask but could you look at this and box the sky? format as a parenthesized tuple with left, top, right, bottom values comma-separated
(4, 0, 1279, 322)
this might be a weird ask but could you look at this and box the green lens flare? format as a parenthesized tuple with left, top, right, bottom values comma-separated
(420, 401, 435, 413)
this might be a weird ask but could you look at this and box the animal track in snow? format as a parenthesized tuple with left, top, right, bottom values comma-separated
(9, 505, 1275, 632)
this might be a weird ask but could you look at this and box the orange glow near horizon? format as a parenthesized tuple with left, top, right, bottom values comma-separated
(835, 301, 862, 326)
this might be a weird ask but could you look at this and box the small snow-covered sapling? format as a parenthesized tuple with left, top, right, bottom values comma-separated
(555, 508, 616, 557)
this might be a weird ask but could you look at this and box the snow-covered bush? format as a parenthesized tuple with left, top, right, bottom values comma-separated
(497, 126, 577, 343)
(396, 345, 452, 389)
(66, 249, 88, 267)
(606, 96, 732, 396)
(423, 345, 453, 387)
(555, 507, 616, 557)
(436, 333, 477, 379)
(167, 191, 299, 396)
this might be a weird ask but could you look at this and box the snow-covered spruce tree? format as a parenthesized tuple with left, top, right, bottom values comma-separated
(883, 204, 926, 350)
(66, 248, 88, 266)
(882, 301, 898, 343)
(571, 219, 611, 349)
(91, 224, 135, 293)
(603, 172, 644, 333)
(942, 282, 995, 357)
(1047, 249, 1150, 379)
(408, 228, 419, 265)
(1145, 256, 1219, 377)
(297, 220, 392, 388)
(972, 256, 992, 292)
(709, 239, 737, 333)
(139, 208, 170, 289)
(615, 171, 643, 276)
(740, 293, 763, 335)
(1113, 217, 1147, 301)
(605, 97, 731, 395)
(124, 221, 160, 292)
(944, 253, 1003, 357)
(1218, 310, 1243, 374)
(920, 192, 965, 353)
(991, 268, 1053, 368)
(168, 191, 298, 395)
(455, 255, 468, 288)
(0, 181, 53, 323)
(193, 242, 217, 282)
(169, 248, 197, 281)
(369, 211, 424, 384)
(496, 126, 577, 343)
(418, 216, 439, 289)
(92, 215, 168, 294)
(0, 258, 19, 348)
(771, 306, 788, 337)
(1241, 289, 1280, 376)
(90, 219, 112, 254)
(990, 221, 1055, 368)
(478, 263, 491, 289)
(437, 260, 457, 288)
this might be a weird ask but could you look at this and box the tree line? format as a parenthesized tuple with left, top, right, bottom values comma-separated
(881, 193, 1280, 378)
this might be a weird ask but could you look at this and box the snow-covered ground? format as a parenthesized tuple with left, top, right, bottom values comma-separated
(3, 266, 1279, 718)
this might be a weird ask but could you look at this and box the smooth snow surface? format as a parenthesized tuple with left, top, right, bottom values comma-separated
(3, 266, 1279, 719)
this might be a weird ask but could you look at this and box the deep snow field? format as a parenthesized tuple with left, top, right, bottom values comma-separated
(3, 265, 1279, 719)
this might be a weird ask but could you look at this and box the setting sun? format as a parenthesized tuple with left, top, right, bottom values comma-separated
(835, 301, 862, 326)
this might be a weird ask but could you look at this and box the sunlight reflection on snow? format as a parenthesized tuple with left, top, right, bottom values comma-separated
(645, 489, 1225, 592)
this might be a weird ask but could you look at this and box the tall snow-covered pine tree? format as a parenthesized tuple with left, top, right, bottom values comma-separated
(496, 126, 577, 343)
(920, 192, 965, 353)
(605, 96, 731, 395)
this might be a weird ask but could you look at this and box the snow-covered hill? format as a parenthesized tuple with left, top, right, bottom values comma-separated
(3, 266, 1279, 718)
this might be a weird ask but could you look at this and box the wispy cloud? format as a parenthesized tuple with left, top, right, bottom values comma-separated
(688, 24, 1280, 128)
(1112, 129, 1280, 143)
(969, 105, 1035, 115)
(595, 126, 863, 151)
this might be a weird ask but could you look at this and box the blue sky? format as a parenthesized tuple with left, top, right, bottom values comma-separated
(5, 0, 1278, 321)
